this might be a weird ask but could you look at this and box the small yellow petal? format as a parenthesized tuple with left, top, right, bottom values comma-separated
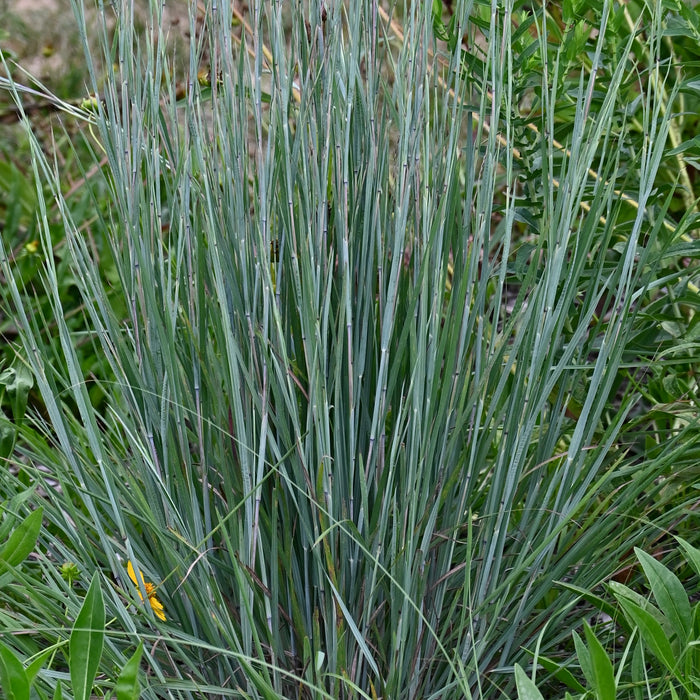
(126, 561, 166, 621)
(127, 560, 139, 586)
(149, 596, 167, 621)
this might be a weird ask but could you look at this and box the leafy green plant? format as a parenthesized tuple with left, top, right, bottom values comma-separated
(0, 509, 143, 700)
(515, 537, 700, 699)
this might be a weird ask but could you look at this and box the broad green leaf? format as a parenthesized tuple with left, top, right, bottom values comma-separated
(116, 642, 143, 700)
(53, 681, 63, 700)
(609, 581, 666, 627)
(0, 415, 15, 463)
(0, 489, 38, 540)
(573, 630, 593, 690)
(676, 537, 700, 580)
(583, 621, 616, 700)
(69, 572, 105, 700)
(514, 663, 545, 700)
(0, 643, 30, 700)
(617, 597, 676, 674)
(431, 0, 448, 41)
(635, 548, 691, 645)
(0, 507, 43, 569)
(562, 0, 574, 25)
(0, 366, 34, 424)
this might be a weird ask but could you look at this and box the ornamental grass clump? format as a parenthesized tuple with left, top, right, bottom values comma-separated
(0, 0, 698, 698)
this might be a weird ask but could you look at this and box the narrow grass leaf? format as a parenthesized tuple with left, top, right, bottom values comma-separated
(69, 572, 105, 700)
(0, 643, 29, 700)
(236, 656, 284, 700)
(0, 2, 697, 698)
(327, 579, 380, 678)
(635, 548, 691, 645)
(25, 648, 53, 685)
(0, 507, 43, 569)
(520, 649, 586, 693)
(557, 581, 629, 634)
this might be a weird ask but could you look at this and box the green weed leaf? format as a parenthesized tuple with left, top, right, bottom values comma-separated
(0, 643, 29, 700)
(514, 663, 545, 700)
(676, 537, 700, 580)
(0, 366, 34, 424)
(583, 621, 616, 700)
(69, 572, 105, 700)
(635, 548, 691, 645)
(116, 642, 143, 700)
(617, 597, 676, 674)
(572, 630, 592, 689)
(0, 507, 43, 569)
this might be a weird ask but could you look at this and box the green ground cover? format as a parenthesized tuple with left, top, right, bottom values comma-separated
(0, 1, 699, 698)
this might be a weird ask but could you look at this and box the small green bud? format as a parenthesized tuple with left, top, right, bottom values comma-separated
(60, 562, 80, 585)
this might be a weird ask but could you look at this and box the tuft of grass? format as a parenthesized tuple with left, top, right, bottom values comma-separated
(0, 1, 698, 698)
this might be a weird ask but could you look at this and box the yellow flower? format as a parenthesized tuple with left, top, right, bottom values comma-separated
(127, 561, 166, 621)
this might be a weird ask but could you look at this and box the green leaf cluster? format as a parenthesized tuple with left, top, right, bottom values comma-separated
(516, 539, 700, 699)
(0, 510, 143, 699)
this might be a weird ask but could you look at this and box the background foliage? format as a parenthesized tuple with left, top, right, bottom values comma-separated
(0, 0, 698, 698)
